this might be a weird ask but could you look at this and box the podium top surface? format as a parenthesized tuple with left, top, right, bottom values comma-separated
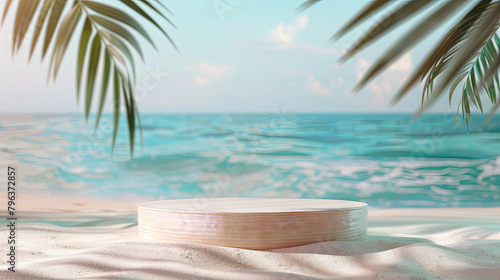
(139, 198, 367, 213)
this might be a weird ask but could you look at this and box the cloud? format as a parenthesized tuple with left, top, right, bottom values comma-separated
(193, 76, 210, 86)
(368, 81, 392, 97)
(355, 54, 413, 96)
(267, 15, 309, 44)
(186, 63, 233, 86)
(265, 16, 342, 56)
(306, 74, 332, 96)
(268, 23, 295, 44)
(330, 77, 344, 88)
(268, 15, 308, 44)
(356, 54, 412, 72)
(295, 15, 309, 30)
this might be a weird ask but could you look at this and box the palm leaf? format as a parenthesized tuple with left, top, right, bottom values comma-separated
(418, 3, 500, 117)
(96, 51, 111, 129)
(84, 1, 156, 53)
(1, 0, 13, 26)
(481, 35, 500, 101)
(354, 0, 467, 92)
(339, 0, 434, 62)
(89, 15, 146, 54)
(1, 0, 177, 156)
(151, 0, 173, 15)
(331, 0, 392, 41)
(50, 4, 82, 81)
(118, 73, 136, 156)
(85, 35, 101, 121)
(119, 0, 178, 52)
(100, 30, 138, 79)
(138, 0, 175, 25)
(393, 0, 490, 106)
(14, 0, 41, 52)
(296, 0, 322, 12)
(42, 0, 67, 60)
(112, 68, 121, 152)
(12, 0, 28, 53)
(76, 18, 92, 100)
(313, 0, 500, 129)
(29, 0, 54, 60)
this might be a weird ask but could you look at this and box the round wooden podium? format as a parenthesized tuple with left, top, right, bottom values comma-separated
(138, 198, 367, 250)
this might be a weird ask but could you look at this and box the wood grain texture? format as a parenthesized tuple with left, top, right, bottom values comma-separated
(138, 198, 367, 250)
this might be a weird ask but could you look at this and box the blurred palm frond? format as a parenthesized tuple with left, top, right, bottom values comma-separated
(2, 0, 176, 156)
(301, 0, 500, 129)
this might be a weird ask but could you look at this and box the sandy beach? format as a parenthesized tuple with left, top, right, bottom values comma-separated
(0, 195, 498, 279)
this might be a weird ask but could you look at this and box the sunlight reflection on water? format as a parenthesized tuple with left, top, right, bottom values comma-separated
(1, 113, 499, 207)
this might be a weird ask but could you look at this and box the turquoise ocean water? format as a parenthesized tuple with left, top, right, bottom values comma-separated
(1, 113, 500, 208)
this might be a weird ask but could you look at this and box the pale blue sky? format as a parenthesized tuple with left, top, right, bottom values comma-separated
(0, 0, 486, 114)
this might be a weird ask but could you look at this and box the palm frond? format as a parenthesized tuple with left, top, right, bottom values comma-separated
(449, 30, 500, 129)
(482, 35, 500, 123)
(29, 0, 55, 61)
(331, 0, 392, 42)
(418, 1, 496, 106)
(310, 0, 500, 129)
(42, 0, 67, 60)
(1, 0, 176, 156)
(417, 2, 500, 117)
(339, 0, 434, 62)
(13, 0, 41, 53)
(354, 0, 468, 92)
(119, 0, 178, 52)
(1, 0, 13, 26)
(296, 0, 322, 12)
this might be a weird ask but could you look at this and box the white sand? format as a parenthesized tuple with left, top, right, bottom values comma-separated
(1, 195, 499, 279)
